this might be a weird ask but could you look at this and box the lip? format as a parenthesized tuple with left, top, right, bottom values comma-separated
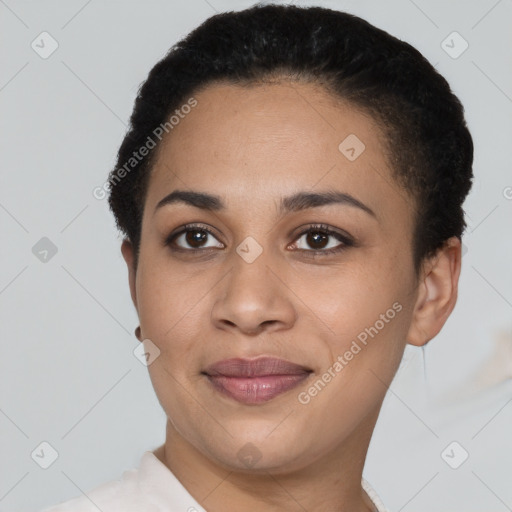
(203, 357, 312, 404)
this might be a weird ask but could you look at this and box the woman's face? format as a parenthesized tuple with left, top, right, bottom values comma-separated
(126, 81, 422, 473)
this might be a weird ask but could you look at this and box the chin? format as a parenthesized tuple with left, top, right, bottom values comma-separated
(197, 427, 315, 474)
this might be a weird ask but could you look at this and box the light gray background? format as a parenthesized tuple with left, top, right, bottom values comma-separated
(1, 0, 511, 511)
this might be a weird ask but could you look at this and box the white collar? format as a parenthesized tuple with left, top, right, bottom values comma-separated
(139, 451, 391, 511)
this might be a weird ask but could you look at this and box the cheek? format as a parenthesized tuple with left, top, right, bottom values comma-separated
(298, 298, 409, 420)
(303, 266, 412, 383)
(292, 260, 400, 331)
(135, 258, 207, 352)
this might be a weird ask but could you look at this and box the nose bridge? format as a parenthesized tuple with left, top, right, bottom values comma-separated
(228, 240, 278, 304)
(211, 240, 296, 333)
(230, 239, 275, 299)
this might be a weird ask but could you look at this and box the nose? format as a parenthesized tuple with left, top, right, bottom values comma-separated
(210, 251, 297, 336)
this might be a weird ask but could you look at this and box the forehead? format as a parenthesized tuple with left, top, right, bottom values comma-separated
(145, 81, 411, 228)
(154, 80, 387, 164)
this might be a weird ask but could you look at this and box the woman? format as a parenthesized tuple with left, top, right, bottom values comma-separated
(41, 3, 473, 511)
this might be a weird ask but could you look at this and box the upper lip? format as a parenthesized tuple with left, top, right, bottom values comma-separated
(203, 357, 312, 377)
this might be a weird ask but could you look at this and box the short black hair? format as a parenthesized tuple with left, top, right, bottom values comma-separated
(107, 3, 473, 276)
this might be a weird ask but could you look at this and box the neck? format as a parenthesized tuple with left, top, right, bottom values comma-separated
(153, 408, 381, 512)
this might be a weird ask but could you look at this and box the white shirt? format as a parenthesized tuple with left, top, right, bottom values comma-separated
(39, 451, 391, 512)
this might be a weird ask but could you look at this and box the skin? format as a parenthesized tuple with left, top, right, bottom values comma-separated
(121, 80, 462, 512)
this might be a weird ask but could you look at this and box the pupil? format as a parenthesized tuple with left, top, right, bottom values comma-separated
(307, 231, 327, 249)
(186, 230, 207, 248)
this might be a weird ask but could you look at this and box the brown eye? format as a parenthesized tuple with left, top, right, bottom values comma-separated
(305, 231, 329, 250)
(166, 225, 224, 251)
(184, 229, 208, 248)
(291, 224, 354, 255)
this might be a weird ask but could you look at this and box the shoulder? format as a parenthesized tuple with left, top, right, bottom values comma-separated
(37, 450, 203, 512)
(38, 463, 158, 512)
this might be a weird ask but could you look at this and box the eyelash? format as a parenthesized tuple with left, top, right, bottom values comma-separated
(165, 223, 354, 257)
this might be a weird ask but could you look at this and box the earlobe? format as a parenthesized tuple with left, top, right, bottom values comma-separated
(406, 237, 462, 347)
(121, 239, 138, 311)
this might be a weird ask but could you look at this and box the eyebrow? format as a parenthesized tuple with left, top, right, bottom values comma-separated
(154, 189, 376, 218)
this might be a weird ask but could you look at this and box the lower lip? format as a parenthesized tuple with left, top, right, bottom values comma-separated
(206, 374, 311, 404)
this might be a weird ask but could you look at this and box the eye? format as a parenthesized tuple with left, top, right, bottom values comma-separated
(165, 224, 224, 251)
(165, 222, 354, 256)
(289, 224, 354, 255)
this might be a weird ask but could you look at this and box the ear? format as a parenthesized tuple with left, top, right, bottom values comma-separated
(406, 236, 462, 347)
(121, 238, 138, 312)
